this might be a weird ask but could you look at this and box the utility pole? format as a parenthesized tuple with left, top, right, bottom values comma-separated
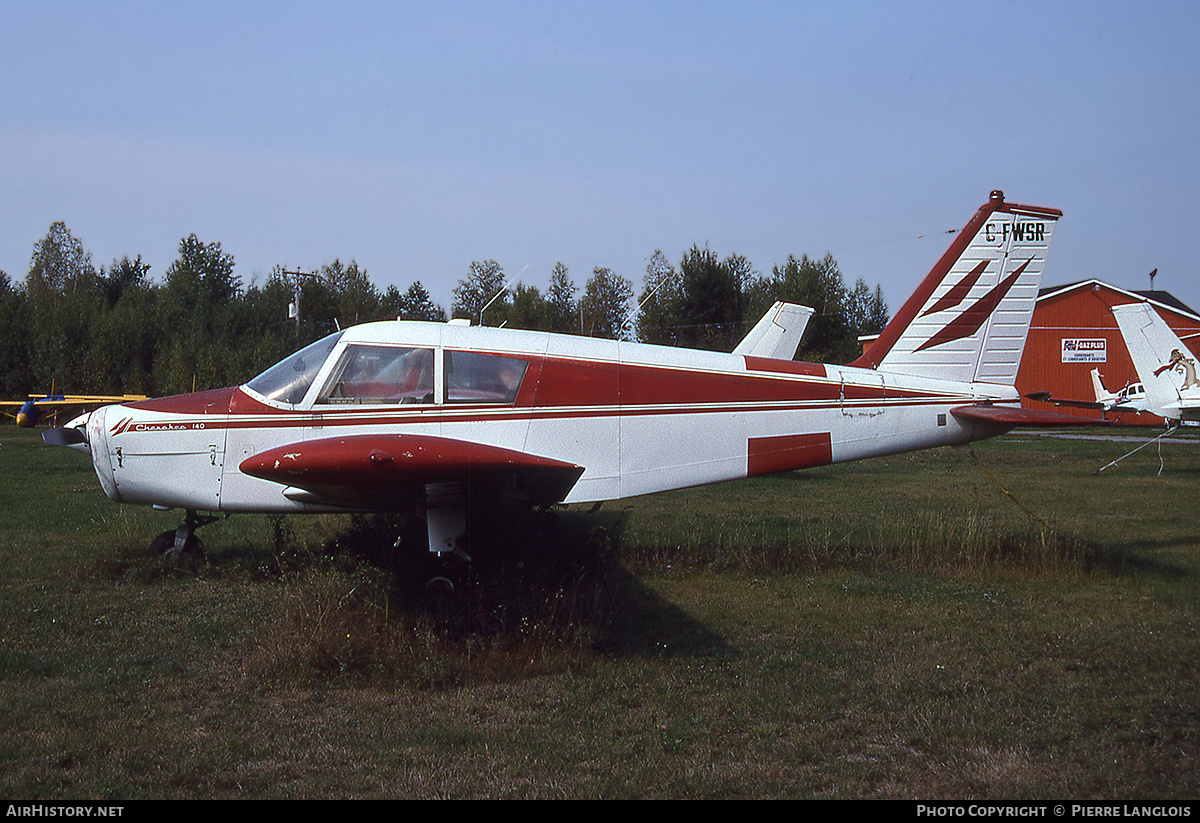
(283, 269, 318, 342)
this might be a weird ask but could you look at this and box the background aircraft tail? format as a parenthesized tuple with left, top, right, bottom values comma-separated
(733, 301, 813, 360)
(1111, 302, 1200, 419)
(1090, 368, 1118, 404)
(852, 191, 1061, 385)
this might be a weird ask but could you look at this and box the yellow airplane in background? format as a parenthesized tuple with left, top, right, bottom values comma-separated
(2, 393, 147, 428)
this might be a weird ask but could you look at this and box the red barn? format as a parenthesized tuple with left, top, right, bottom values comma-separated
(1017, 281, 1200, 424)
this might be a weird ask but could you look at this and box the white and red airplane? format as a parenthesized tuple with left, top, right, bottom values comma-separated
(45, 191, 1094, 559)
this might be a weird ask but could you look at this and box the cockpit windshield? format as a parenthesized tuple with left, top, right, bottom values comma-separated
(245, 331, 343, 405)
(316, 345, 435, 405)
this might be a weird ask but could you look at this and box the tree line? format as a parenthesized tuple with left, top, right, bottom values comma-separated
(446, 246, 888, 360)
(0, 222, 888, 400)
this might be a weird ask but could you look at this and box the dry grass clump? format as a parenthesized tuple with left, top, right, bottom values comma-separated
(246, 508, 625, 690)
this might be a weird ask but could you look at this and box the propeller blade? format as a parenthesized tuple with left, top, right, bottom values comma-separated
(43, 427, 87, 447)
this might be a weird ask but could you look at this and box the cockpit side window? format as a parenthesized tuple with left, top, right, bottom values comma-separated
(245, 331, 343, 406)
(317, 345, 435, 405)
(445, 351, 527, 404)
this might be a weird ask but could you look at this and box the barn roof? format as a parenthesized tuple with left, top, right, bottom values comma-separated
(1038, 280, 1200, 321)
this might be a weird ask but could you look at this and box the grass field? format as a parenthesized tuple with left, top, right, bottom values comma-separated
(0, 424, 1197, 799)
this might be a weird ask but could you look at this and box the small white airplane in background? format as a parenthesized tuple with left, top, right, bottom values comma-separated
(1111, 302, 1200, 427)
(45, 191, 1097, 562)
(1089, 368, 1150, 416)
(1027, 368, 1150, 420)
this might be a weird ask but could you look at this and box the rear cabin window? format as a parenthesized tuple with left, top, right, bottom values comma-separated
(317, 345, 435, 404)
(445, 351, 527, 404)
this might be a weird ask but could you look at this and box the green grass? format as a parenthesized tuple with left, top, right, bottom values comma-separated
(0, 425, 1197, 798)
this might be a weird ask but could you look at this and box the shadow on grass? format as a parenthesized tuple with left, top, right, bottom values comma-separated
(235, 502, 737, 690)
(1093, 536, 1200, 579)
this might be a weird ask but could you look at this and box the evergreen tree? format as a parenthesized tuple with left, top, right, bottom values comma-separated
(509, 282, 548, 331)
(452, 260, 507, 326)
(392, 281, 446, 322)
(546, 263, 578, 334)
(0, 272, 28, 396)
(679, 245, 744, 351)
(765, 253, 852, 363)
(580, 267, 634, 340)
(159, 235, 240, 392)
(636, 250, 683, 345)
(320, 259, 382, 327)
(24, 222, 101, 392)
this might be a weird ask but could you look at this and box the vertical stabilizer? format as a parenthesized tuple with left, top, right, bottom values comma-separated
(733, 301, 814, 360)
(1091, 369, 1117, 405)
(852, 191, 1061, 385)
(1111, 302, 1200, 421)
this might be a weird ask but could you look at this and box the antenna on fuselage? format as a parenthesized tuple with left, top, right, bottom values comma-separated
(480, 281, 509, 327)
(617, 279, 665, 340)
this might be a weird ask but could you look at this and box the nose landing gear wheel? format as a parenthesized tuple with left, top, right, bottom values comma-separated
(148, 511, 216, 560)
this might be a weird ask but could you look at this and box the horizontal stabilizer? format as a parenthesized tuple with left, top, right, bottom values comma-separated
(951, 404, 1110, 427)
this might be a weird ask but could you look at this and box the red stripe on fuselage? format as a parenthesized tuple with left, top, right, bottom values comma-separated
(747, 432, 833, 476)
(742, 357, 827, 377)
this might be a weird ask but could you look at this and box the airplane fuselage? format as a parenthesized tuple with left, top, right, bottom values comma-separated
(73, 320, 1015, 516)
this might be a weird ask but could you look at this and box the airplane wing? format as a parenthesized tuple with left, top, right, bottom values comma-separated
(239, 433, 586, 509)
(3, 394, 147, 427)
(1023, 391, 1105, 410)
(733, 302, 814, 360)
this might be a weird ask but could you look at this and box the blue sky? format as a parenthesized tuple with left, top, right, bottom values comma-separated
(3, 0, 1199, 320)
